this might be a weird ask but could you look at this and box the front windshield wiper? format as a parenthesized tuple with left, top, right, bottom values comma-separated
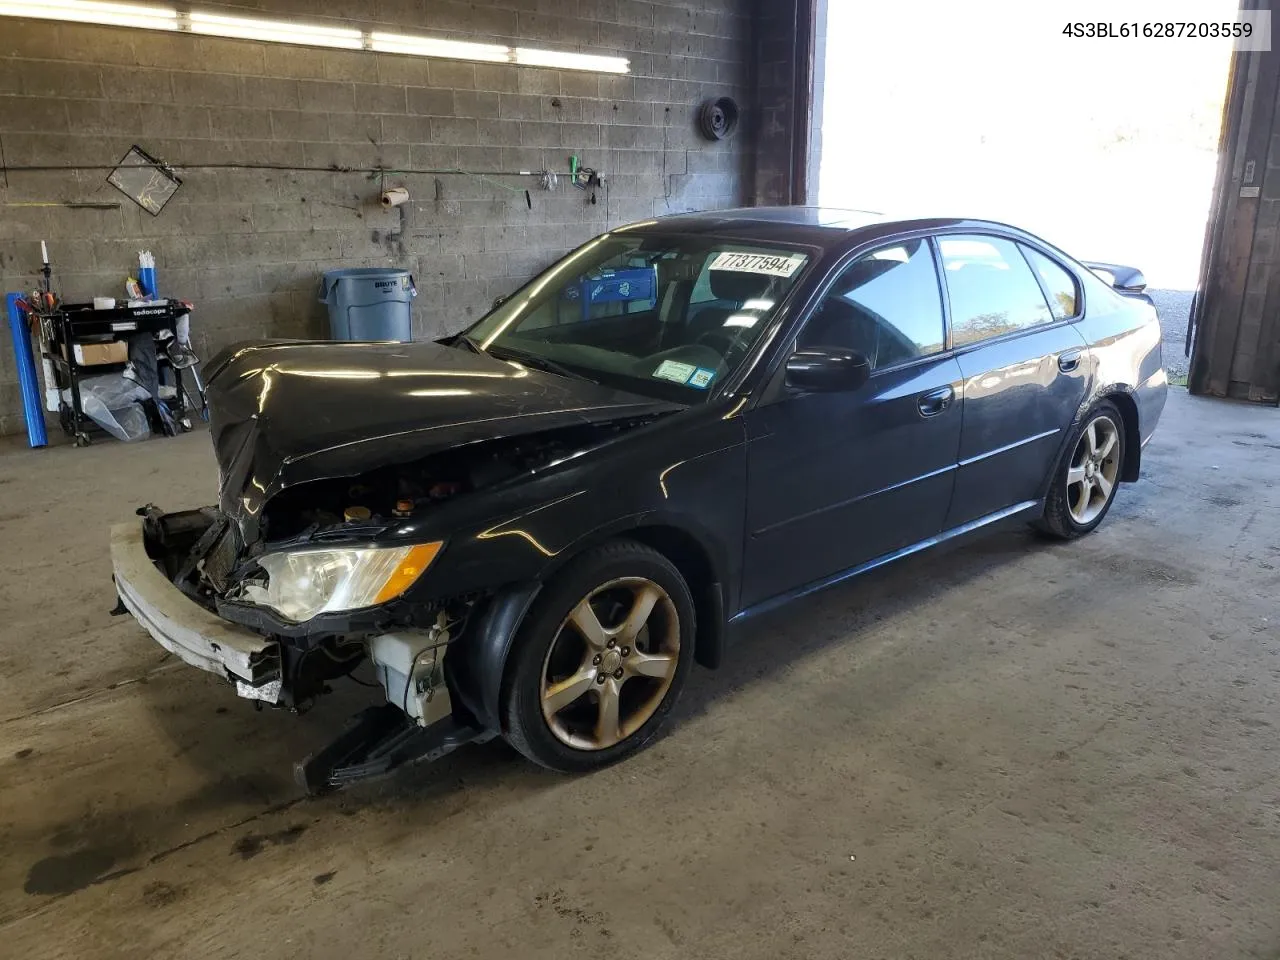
(487, 345, 599, 384)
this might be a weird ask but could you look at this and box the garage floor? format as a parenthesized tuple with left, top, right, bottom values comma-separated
(1, 387, 1277, 960)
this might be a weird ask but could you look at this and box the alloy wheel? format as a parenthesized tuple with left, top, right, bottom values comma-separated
(1067, 415, 1121, 525)
(540, 577, 680, 751)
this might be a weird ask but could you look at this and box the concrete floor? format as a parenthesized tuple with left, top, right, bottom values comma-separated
(1, 387, 1278, 960)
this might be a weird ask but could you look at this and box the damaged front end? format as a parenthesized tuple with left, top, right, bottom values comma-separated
(113, 503, 485, 792)
(111, 338, 677, 790)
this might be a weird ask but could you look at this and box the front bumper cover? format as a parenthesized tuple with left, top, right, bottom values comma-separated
(110, 517, 488, 790)
(110, 522, 281, 698)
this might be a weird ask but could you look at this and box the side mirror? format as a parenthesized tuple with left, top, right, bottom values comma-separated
(785, 347, 871, 392)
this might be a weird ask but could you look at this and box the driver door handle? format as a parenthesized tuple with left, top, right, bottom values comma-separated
(1058, 350, 1082, 373)
(917, 385, 954, 418)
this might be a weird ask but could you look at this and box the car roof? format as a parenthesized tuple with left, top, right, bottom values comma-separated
(623, 206, 1032, 252)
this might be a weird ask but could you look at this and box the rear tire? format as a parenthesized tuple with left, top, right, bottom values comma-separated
(502, 540, 696, 773)
(1036, 401, 1125, 540)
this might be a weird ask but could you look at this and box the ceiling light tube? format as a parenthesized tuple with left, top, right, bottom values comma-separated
(0, 0, 177, 30)
(190, 12, 363, 49)
(0, 3, 633, 75)
(513, 47, 629, 73)
(370, 31, 509, 63)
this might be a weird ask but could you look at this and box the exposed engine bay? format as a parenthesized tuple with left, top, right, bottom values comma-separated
(258, 417, 656, 543)
(142, 415, 658, 601)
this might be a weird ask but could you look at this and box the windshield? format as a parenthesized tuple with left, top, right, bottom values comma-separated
(463, 233, 812, 402)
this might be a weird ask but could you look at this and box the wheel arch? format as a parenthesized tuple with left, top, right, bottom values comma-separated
(450, 522, 727, 735)
(1041, 386, 1143, 504)
(536, 515, 729, 671)
(1100, 389, 1141, 482)
(622, 524, 726, 670)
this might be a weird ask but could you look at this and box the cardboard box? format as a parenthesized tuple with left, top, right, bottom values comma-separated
(72, 341, 129, 365)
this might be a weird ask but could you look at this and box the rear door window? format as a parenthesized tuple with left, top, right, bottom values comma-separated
(938, 235, 1053, 346)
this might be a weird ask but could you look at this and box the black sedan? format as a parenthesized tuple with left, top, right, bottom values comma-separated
(110, 207, 1167, 788)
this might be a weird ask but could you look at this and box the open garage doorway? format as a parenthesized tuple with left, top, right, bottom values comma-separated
(813, 2, 1237, 380)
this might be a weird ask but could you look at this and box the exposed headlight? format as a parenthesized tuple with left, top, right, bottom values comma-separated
(251, 542, 442, 622)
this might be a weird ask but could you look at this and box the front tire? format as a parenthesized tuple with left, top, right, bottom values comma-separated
(502, 540, 696, 772)
(1037, 401, 1125, 539)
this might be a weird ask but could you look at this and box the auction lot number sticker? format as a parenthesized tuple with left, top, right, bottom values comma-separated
(709, 251, 807, 278)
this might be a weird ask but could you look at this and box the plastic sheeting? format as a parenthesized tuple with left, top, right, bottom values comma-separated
(63, 374, 151, 442)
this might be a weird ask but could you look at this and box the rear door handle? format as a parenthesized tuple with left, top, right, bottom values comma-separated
(917, 385, 954, 418)
(1058, 350, 1082, 373)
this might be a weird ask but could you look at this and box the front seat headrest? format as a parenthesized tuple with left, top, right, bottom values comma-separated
(708, 269, 772, 303)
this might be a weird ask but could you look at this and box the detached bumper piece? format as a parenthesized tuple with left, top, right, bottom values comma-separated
(294, 706, 491, 795)
(109, 522, 281, 698)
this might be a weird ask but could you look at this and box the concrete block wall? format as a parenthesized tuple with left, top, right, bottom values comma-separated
(0, 0, 761, 436)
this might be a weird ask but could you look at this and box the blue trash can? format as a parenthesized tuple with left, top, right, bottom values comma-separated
(319, 268, 416, 341)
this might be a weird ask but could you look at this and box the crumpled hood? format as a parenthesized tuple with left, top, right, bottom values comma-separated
(204, 339, 677, 540)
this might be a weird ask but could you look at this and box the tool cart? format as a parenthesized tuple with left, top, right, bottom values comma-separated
(33, 299, 203, 447)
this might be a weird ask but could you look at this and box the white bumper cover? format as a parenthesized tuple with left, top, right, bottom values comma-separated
(110, 522, 278, 696)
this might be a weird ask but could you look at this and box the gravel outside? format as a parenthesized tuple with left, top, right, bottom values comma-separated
(1146, 288, 1195, 381)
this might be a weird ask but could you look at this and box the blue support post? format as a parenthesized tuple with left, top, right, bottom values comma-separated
(6, 292, 48, 448)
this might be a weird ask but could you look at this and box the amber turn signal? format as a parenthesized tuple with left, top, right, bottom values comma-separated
(373, 541, 443, 603)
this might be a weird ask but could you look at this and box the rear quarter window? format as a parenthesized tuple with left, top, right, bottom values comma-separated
(1021, 245, 1080, 320)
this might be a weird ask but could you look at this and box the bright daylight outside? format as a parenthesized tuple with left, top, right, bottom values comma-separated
(817, 0, 1239, 383)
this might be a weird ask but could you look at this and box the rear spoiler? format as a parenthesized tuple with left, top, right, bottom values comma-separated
(1082, 261, 1148, 295)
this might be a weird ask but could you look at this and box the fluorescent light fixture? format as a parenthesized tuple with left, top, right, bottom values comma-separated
(0, 0, 177, 29)
(407, 389, 473, 397)
(723, 314, 759, 328)
(190, 11, 362, 49)
(0, 3, 631, 73)
(371, 31, 509, 63)
(741, 299, 775, 311)
(514, 47, 630, 73)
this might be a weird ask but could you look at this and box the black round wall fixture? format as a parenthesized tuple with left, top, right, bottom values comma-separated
(698, 97, 740, 141)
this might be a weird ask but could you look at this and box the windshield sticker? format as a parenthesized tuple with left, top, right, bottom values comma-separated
(687, 367, 716, 389)
(653, 360, 696, 384)
(709, 251, 806, 278)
